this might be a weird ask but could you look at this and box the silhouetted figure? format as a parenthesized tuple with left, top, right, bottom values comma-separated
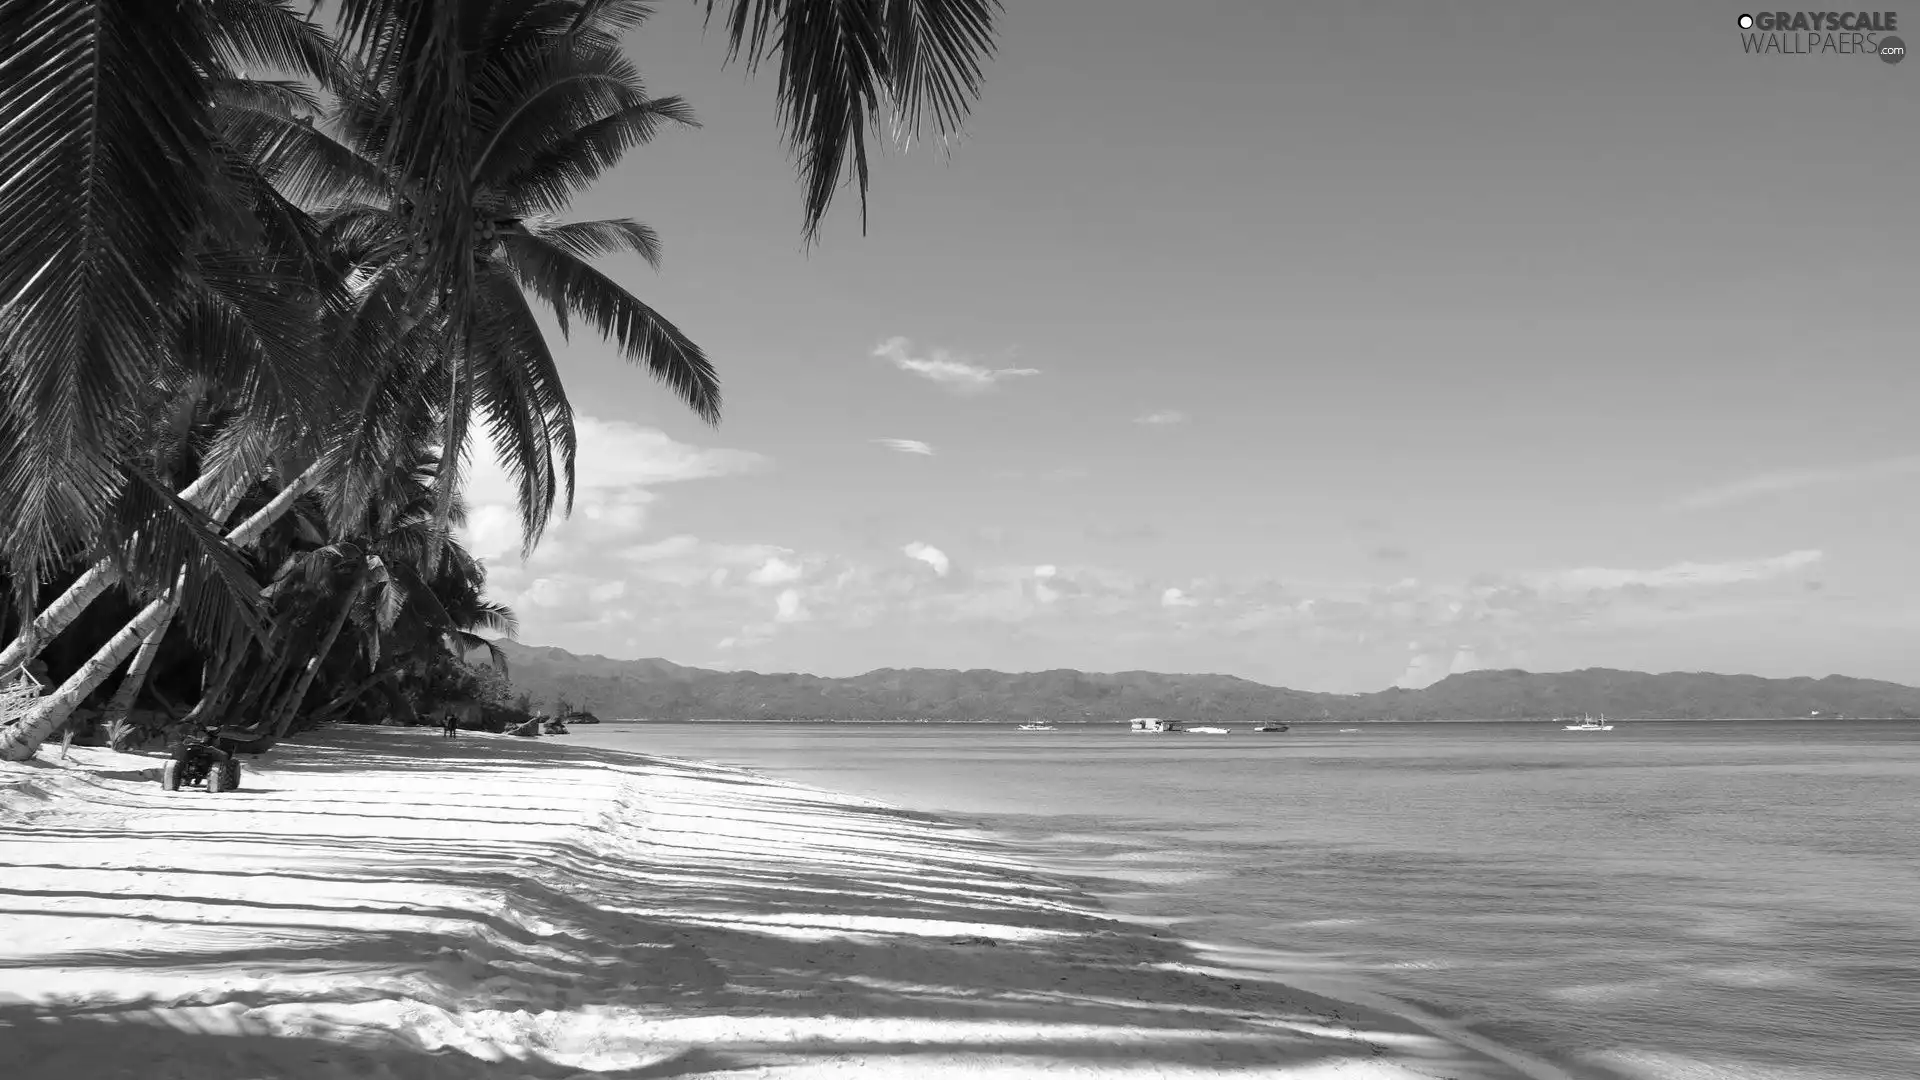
(443, 711, 458, 738)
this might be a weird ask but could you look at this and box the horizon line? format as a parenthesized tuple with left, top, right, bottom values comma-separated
(484, 639, 1911, 695)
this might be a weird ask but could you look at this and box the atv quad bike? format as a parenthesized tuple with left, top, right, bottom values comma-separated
(161, 726, 245, 793)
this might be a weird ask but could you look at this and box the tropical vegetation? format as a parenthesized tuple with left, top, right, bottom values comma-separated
(0, 0, 999, 761)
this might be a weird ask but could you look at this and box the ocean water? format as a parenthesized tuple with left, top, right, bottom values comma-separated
(567, 719, 1920, 1080)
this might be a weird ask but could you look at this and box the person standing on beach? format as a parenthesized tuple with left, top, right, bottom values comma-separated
(443, 711, 458, 738)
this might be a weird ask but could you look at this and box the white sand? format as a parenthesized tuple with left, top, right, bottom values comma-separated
(0, 728, 1537, 1078)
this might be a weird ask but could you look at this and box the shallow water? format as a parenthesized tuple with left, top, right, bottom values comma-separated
(568, 719, 1920, 1080)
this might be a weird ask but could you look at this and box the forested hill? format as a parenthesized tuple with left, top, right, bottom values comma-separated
(487, 642, 1920, 722)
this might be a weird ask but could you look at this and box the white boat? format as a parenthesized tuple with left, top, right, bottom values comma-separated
(1563, 715, 1614, 731)
(1187, 726, 1231, 735)
(1129, 717, 1184, 733)
(1017, 723, 1056, 731)
(1338, 728, 1360, 732)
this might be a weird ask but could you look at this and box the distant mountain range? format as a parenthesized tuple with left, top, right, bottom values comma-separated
(487, 641, 1920, 722)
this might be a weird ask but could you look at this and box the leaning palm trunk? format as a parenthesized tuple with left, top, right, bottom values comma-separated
(0, 568, 124, 682)
(0, 465, 325, 761)
(177, 631, 254, 731)
(264, 568, 368, 742)
(0, 596, 175, 761)
(310, 665, 394, 722)
(0, 468, 261, 680)
(98, 610, 176, 731)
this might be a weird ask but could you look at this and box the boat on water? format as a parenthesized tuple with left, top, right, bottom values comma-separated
(1129, 717, 1184, 733)
(1252, 722, 1289, 732)
(1563, 715, 1614, 731)
(1017, 723, 1056, 731)
(1338, 728, 1360, 733)
(1187, 726, 1231, 735)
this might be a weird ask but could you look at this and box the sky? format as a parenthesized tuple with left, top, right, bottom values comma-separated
(460, 0, 1920, 693)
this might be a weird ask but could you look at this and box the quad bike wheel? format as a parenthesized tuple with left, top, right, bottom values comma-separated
(161, 761, 181, 791)
(224, 761, 242, 791)
(207, 764, 228, 793)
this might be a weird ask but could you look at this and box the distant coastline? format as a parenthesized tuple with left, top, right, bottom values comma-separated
(485, 640, 1920, 725)
(622, 715, 1918, 725)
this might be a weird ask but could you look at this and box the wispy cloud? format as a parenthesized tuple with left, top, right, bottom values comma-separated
(874, 438, 935, 456)
(1671, 455, 1920, 511)
(902, 542, 951, 577)
(874, 337, 1039, 393)
(1526, 550, 1823, 593)
(1134, 410, 1188, 426)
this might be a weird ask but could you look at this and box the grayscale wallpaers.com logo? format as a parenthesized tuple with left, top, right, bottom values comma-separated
(1737, 11, 1905, 61)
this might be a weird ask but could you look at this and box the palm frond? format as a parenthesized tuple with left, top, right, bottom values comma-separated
(528, 218, 663, 268)
(492, 96, 697, 214)
(498, 231, 719, 423)
(0, 0, 222, 580)
(466, 599, 519, 639)
(466, 34, 661, 187)
(113, 467, 268, 650)
(453, 630, 511, 675)
(705, 0, 1000, 242)
(335, 0, 480, 310)
(176, 248, 334, 436)
(209, 0, 349, 89)
(211, 76, 325, 118)
(218, 95, 395, 208)
(471, 257, 577, 547)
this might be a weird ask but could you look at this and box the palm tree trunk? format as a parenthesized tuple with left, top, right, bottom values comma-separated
(99, 608, 176, 729)
(265, 567, 368, 741)
(0, 464, 325, 762)
(0, 467, 267, 680)
(311, 665, 395, 721)
(0, 596, 173, 761)
(0, 567, 121, 681)
(227, 640, 296, 728)
(180, 635, 251, 730)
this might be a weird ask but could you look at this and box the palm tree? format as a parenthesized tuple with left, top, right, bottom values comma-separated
(0, 0, 349, 596)
(329, 0, 1001, 541)
(1, 0, 1002, 759)
(321, 0, 720, 551)
(0, 3, 359, 684)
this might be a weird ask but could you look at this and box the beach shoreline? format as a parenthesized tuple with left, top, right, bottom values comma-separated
(2, 727, 1542, 1078)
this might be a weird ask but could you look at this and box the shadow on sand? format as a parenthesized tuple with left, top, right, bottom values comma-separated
(0, 727, 1530, 1079)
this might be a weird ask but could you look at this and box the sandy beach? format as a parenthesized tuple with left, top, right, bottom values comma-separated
(0, 728, 1536, 1078)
